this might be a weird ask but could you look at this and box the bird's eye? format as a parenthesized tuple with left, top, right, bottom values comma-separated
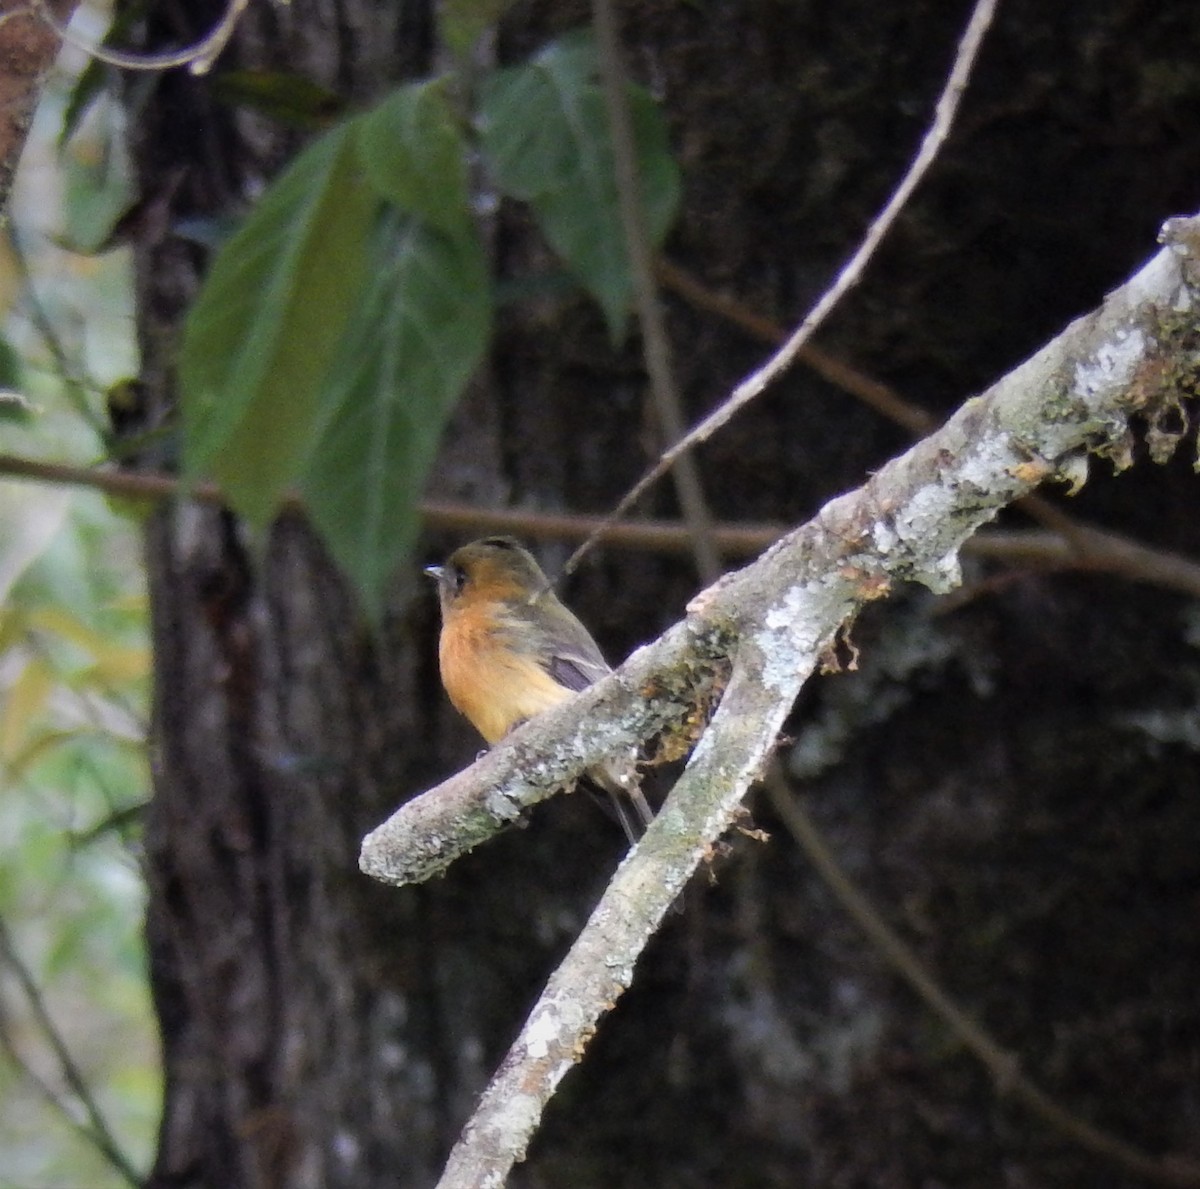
(450, 564, 467, 594)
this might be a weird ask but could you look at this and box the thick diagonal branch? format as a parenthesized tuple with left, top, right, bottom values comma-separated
(361, 217, 1200, 888)
(436, 651, 820, 1188)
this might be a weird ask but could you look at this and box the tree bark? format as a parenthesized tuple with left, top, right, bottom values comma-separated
(130, 3, 479, 1186)
(0, 2, 81, 215)
(127, 0, 1200, 1186)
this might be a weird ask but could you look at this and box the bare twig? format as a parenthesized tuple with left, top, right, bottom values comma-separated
(0, 1011, 133, 1179)
(653, 256, 1090, 545)
(566, 0, 1000, 565)
(0, 448, 780, 551)
(654, 256, 937, 434)
(7, 452, 1200, 596)
(959, 526, 1200, 602)
(763, 768, 1200, 1187)
(0, 450, 216, 502)
(0, 916, 142, 1187)
(34, 0, 248, 75)
(588, 0, 721, 583)
(421, 498, 774, 557)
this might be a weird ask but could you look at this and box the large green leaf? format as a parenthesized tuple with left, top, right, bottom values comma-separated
(301, 211, 491, 619)
(179, 121, 377, 524)
(356, 81, 472, 239)
(478, 29, 680, 340)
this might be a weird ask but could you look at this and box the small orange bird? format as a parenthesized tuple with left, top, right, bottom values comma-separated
(425, 536, 654, 843)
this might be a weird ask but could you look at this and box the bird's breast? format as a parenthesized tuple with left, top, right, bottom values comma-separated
(439, 613, 573, 744)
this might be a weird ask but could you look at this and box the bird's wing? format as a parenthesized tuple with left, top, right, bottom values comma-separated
(546, 647, 609, 692)
(532, 605, 612, 691)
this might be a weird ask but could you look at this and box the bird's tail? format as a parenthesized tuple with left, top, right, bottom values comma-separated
(584, 760, 654, 846)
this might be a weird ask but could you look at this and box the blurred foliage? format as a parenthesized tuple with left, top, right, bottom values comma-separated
(209, 69, 347, 131)
(479, 30, 681, 338)
(0, 9, 156, 1183)
(180, 29, 678, 616)
(0, 479, 156, 1187)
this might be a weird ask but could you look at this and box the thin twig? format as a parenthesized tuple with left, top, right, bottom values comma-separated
(654, 257, 937, 434)
(564, 0, 1000, 571)
(7, 452, 1200, 596)
(0, 450, 218, 502)
(0, 916, 142, 1187)
(653, 256, 1088, 545)
(0, 448, 776, 551)
(588, 0, 721, 583)
(35, 0, 248, 75)
(0, 1010, 130, 1177)
(763, 769, 1200, 1187)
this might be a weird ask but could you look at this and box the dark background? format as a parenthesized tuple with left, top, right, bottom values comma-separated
(128, 1, 1200, 1185)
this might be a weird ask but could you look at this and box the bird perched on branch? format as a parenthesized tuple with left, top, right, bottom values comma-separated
(425, 536, 654, 843)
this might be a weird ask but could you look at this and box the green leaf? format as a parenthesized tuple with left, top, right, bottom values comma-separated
(439, 0, 520, 58)
(0, 655, 53, 760)
(301, 211, 491, 619)
(179, 120, 378, 524)
(62, 117, 135, 254)
(59, 57, 111, 151)
(210, 69, 347, 131)
(0, 392, 33, 424)
(57, 2, 144, 150)
(0, 335, 26, 394)
(478, 29, 680, 340)
(356, 81, 472, 238)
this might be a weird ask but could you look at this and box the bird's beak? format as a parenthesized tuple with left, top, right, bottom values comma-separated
(423, 564, 443, 582)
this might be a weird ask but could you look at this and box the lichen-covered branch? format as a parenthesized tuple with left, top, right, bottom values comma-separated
(361, 214, 1200, 891)
(363, 210, 1200, 1185)
(435, 656, 820, 1189)
(422, 207, 1200, 1179)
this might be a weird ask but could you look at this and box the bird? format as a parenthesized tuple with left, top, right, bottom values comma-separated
(425, 536, 654, 843)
